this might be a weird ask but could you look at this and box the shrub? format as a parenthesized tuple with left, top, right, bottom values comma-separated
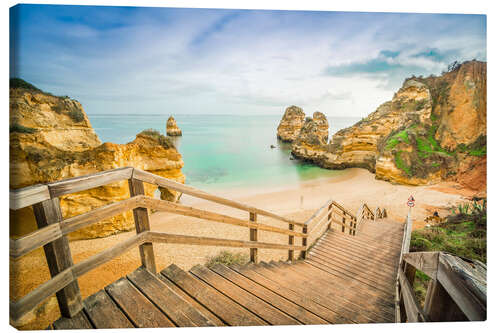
(205, 251, 249, 268)
(10, 123, 36, 134)
(139, 129, 174, 149)
(10, 78, 41, 91)
(68, 109, 85, 122)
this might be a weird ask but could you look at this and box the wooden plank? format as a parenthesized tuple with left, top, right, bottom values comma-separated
(398, 268, 428, 322)
(11, 197, 139, 259)
(161, 264, 266, 326)
(10, 269, 75, 323)
(331, 201, 356, 219)
(32, 198, 83, 318)
(52, 311, 93, 329)
(254, 262, 377, 323)
(128, 268, 215, 327)
(146, 232, 305, 251)
(10, 224, 62, 259)
(273, 262, 395, 322)
(61, 196, 139, 235)
(249, 212, 258, 263)
(156, 274, 225, 326)
(403, 252, 439, 279)
(300, 225, 308, 259)
(231, 264, 352, 324)
(128, 179, 156, 273)
(308, 209, 332, 235)
(292, 261, 395, 309)
(190, 265, 300, 325)
(10, 184, 50, 210)
(83, 290, 134, 328)
(210, 263, 328, 325)
(304, 200, 332, 226)
(72, 234, 145, 278)
(48, 167, 133, 198)
(142, 196, 306, 237)
(105, 277, 175, 328)
(436, 254, 486, 321)
(133, 168, 304, 227)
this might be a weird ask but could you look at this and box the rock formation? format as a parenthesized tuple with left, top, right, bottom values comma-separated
(166, 116, 182, 136)
(291, 112, 329, 162)
(277, 105, 305, 142)
(287, 61, 486, 192)
(10, 81, 185, 240)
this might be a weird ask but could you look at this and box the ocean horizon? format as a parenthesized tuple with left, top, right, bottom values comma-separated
(88, 114, 361, 191)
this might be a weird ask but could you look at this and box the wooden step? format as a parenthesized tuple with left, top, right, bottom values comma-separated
(189, 265, 301, 325)
(127, 267, 215, 327)
(161, 264, 267, 326)
(209, 263, 328, 325)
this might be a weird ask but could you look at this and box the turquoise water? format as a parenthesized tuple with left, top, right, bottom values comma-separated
(88, 114, 360, 191)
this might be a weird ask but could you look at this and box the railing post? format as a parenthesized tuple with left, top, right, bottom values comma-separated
(128, 178, 157, 273)
(349, 216, 354, 235)
(327, 203, 333, 230)
(300, 225, 308, 259)
(342, 211, 346, 233)
(33, 198, 83, 318)
(352, 216, 357, 236)
(249, 212, 258, 263)
(288, 223, 294, 261)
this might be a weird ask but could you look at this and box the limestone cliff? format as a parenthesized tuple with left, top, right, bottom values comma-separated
(10, 80, 185, 240)
(289, 61, 486, 192)
(277, 105, 305, 142)
(291, 111, 329, 162)
(166, 116, 182, 136)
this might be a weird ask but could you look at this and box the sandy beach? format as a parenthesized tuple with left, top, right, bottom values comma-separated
(11, 168, 473, 329)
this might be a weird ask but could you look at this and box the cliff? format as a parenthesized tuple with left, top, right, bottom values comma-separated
(166, 116, 182, 136)
(290, 61, 486, 192)
(291, 111, 329, 162)
(277, 105, 305, 142)
(10, 80, 185, 240)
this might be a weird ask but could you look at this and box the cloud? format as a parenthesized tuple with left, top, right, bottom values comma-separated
(10, 5, 486, 117)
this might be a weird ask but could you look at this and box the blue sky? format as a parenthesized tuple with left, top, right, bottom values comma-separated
(10, 5, 486, 116)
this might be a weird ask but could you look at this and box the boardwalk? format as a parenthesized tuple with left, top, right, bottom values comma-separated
(49, 219, 404, 329)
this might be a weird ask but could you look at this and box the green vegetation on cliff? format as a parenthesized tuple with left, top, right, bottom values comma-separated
(10, 78, 41, 92)
(409, 200, 486, 305)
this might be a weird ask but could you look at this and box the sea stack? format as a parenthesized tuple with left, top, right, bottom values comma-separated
(166, 115, 182, 136)
(291, 112, 329, 162)
(277, 105, 305, 142)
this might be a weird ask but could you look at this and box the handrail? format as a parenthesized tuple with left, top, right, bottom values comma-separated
(9, 167, 386, 324)
(395, 208, 486, 322)
(8, 167, 314, 323)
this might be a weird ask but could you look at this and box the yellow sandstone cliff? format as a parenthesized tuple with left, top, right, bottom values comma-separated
(166, 115, 182, 136)
(10, 83, 185, 240)
(286, 60, 486, 193)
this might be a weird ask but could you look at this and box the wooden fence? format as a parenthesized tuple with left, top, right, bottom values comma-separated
(9, 167, 381, 324)
(395, 209, 486, 322)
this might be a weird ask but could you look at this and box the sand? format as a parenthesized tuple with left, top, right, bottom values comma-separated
(11, 168, 472, 329)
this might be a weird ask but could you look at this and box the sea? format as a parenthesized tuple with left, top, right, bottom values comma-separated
(88, 114, 360, 192)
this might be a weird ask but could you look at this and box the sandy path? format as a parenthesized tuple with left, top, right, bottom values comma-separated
(11, 168, 469, 329)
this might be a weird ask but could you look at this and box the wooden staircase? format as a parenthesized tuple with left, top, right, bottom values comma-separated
(10, 167, 413, 328)
(48, 218, 404, 329)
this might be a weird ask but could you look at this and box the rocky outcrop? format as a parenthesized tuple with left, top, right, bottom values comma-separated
(10, 82, 185, 240)
(166, 116, 182, 136)
(277, 105, 305, 142)
(291, 112, 329, 162)
(287, 61, 486, 191)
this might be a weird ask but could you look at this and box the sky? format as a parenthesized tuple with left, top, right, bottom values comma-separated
(9, 5, 486, 117)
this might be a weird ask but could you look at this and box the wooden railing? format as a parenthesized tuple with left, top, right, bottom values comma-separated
(395, 210, 486, 322)
(9, 167, 384, 324)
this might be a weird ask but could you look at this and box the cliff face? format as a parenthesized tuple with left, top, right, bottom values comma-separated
(10, 85, 185, 240)
(166, 116, 182, 136)
(289, 61, 486, 192)
(291, 112, 329, 162)
(277, 105, 305, 142)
